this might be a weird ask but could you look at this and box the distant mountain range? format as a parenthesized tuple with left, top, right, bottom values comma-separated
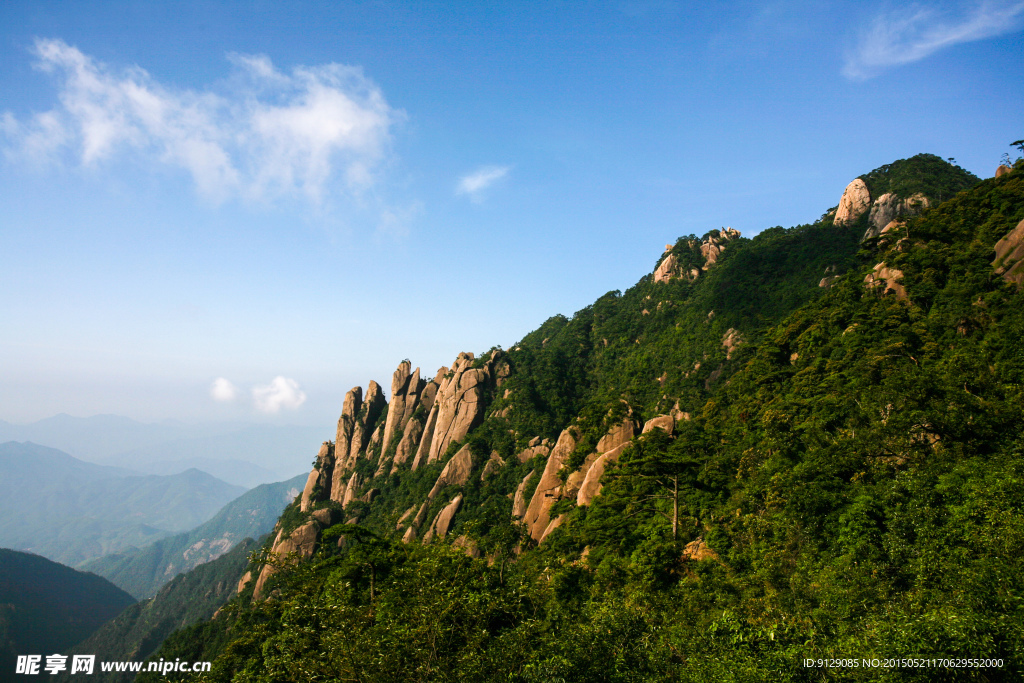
(82, 473, 306, 599)
(0, 441, 246, 566)
(62, 539, 259, 682)
(0, 548, 135, 677)
(0, 415, 322, 488)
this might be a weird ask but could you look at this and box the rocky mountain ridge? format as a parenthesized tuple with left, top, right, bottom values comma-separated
(246, 154, 991, 602)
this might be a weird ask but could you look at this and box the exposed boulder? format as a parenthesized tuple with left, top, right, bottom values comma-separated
(596, 416, 636, 454)
(237, 570, 252, 594)
(341, 471, 362, 509)
(423, 494, 463, 543)
(512, 471, 533, 518)
(993, 219, 1024, 288)
(381, 361, 413, 452)
(864, 262, 908, 300)
(515, 441, 551, 463)
(452, 535, 481, 558)
(427, 444, 474, 500)
(424, 352, 497, 464)
(721, 328, 742, 360)
(252, 521, 320, 599)
(523, 427, 578, 541)
(311, 508, 338, 527)
(700, 228, 739, 269)
(642, 415, 675, 435)
(996, 164, 1012, 178)
(300, 442, 334, 512)
(576, 442, 629, 506)
(338, 381, 387, 473)
(411, 367, 448, 470)
(682, 537, 719, 562)
(391, 418, 424, 471)
(653, 253, 679, 284)
(865, 193, 930, 240)
(334, 387, 362, 470)
(539, 515, 565, 543)
(834, 178, 871, 226)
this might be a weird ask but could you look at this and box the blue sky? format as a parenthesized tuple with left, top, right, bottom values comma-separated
(1, 0, 1022, 426)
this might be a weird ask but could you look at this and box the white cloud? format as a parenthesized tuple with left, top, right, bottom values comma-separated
(252, 376, 307, 413)
(456, 165, 510, 200)
(844, 1, 1024, 80)
(210, 377, 240, 402)
(1, 38, 400, 203)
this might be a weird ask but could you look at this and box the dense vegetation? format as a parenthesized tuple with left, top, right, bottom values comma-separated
(145, 157, 1024, 681)
(83, 474, 306, 599)
(0, 549, 135, 676)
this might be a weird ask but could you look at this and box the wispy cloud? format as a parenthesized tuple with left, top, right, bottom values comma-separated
(252, 376, 307, 413)
(456, 165, 510, 201)
(210, 377, 241, 402)
(1, 39, 401, 203)
(844, 1, 1024, 80)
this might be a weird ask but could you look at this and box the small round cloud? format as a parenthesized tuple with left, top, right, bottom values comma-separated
(210, 377, 240, 402)
(252, 376, 307, 413)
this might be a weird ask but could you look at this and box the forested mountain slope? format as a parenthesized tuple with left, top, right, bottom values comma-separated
(144, 155, 1024, 682)
(0, 549, 135, 678)
(82, 474, 305, 599)
(0, 442, 245, 566)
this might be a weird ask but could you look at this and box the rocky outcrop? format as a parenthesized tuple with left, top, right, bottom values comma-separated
(423, 352, 499, 464)
(653, 252, 680, 284)
(512, 471, 533, 518)
(993, 219, 1024, 288)
(340, 471, 362, 508)
(834, 178, 871, 226)
(333, 381, 386, 486)
(423, 495, 463, 543)
(682, 537, 719, 562)
(577, 442, 629, 506)
(864, 193, 930, 241)
(411, 368, 448, 470)
(515, 440, 551, 463)
(864, 262, 908, 300)
(642, 415, 675, 435)
(700, 228, 739, 269)
(654, 230, 738, 284)
(522, 427, 578, 541)
(996, 164, 1012, 178)
(300, 442, 334, 512)
(252, 521, 320, 599)
(426, 445, 473, 500)
(721, 328, 742, 360)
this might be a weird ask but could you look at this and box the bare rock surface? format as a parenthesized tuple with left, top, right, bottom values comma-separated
(512, 471, 533, 518)
(424, 494, 463, 543)
(864, 262, 908, 300)
(642, 415, 675, 435)
(653, 253, 679, 284)
(996, 164, 1012, 178)
(993, 219, 1024, 287)
(427, 444, 474, 500)
(576, 442, 629, 506)
(253, 521, 320, 599)
(865, 192, 930, 239)
(834, 178, 871, 226)
(523, 427, 578, 541)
